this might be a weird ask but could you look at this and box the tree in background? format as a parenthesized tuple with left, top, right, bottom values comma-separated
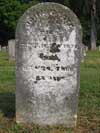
(0, 0, 38, 46)
(64, 0, 98, 50)
(0, 0, 100, 50)
(91, 0, 97, 50)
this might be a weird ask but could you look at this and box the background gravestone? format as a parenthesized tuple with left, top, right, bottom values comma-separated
(81, 44, 87, 63)
(85, 45, 88, 52)
(1, 46, 7, 51)
(0, 45, 1, 51)
(8, 39, 15, 60)
(98, 46, 100, 51)
(16, 3, 82, 127)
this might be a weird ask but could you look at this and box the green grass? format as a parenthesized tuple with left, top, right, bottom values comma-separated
(0, 51, 100, 133)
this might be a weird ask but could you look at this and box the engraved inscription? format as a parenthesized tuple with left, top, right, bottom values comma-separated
(39, 53, 60, 61)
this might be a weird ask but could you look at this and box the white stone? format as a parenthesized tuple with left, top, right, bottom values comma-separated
(2, 46, 7, 51)
(98, 46, 100, 51)
(0, 45, 1, 51)
(8, 39, 15, 60)
(16, 3, 82, 127)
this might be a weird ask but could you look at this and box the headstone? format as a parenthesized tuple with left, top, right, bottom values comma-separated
(16, 3, 82, 127)
(84, 50, 87, 57)
(81, 44, 87, 62)
(8, 39, 15, 60)
(85, 46, 88, 52)
(0, 45, 1, 51)
(2, 46, 7, 51)
(81, 44, 84, 62)
(98, 46, 100, 51)
(81, 44, 85, 62)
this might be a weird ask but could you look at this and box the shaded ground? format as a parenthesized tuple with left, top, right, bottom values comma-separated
(0, 51, 100, 133)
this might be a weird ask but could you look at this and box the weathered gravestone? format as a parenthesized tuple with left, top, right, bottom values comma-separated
(98, 46, 100, 51)
(8, 39, 15, 60)
(0, 45, 1, 51)
(2, 46, 7, 51)
(16, 3, 82, 127)
(81, 44, 87, 63)
(85, 46, 88, 52)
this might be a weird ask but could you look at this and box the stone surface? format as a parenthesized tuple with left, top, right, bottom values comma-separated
(81, 44, 87, 63)
(16, 3, 82, 127)
(85, 46, 88, 52)
(98, 46, 100, 51)
(0, 45, 1, 51)
(2, 46, 7, 51)
(8, 39, 15, 60)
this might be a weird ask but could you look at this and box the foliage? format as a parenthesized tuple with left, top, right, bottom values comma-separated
(0, 0, 39, 42)
(0, 0, 100, 47)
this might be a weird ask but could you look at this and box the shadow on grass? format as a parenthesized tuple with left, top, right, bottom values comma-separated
(0, 92, 15, 118)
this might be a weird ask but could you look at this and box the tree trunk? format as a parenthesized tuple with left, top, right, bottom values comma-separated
(91, 0, 97, 50)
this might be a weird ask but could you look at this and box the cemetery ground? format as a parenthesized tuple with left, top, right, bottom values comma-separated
(0, 51, 100, 133)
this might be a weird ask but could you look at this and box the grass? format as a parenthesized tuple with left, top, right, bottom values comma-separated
(0, 51, 100, 133)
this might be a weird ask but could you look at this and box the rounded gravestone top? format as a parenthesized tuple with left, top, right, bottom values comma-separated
(16, 2, 82, 46)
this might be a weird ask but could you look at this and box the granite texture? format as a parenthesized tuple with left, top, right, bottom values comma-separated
(16, 2, 82, 127)
(8, 39, 15, 60)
